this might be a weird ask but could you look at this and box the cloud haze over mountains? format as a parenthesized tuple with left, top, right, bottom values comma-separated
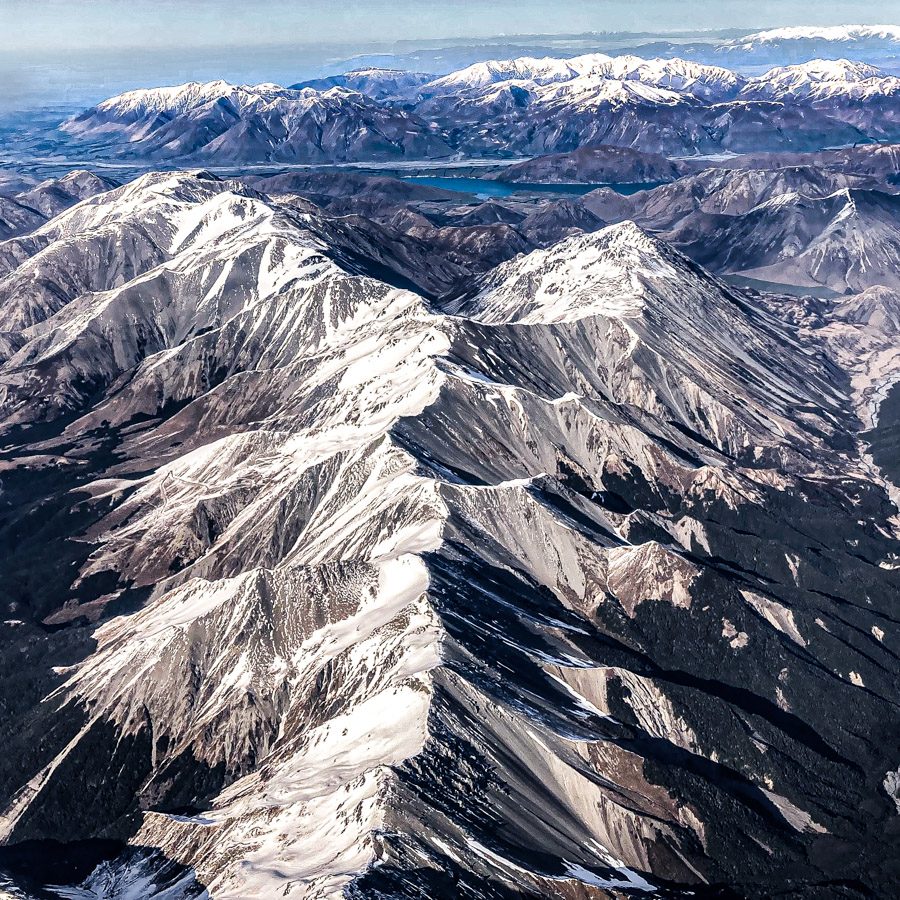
(5, 11, 900, 110)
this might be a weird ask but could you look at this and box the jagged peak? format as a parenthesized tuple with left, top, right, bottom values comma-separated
(80, 79, 304, 119)
(456, 220, 710, 324)
(779, 58, 883, 79)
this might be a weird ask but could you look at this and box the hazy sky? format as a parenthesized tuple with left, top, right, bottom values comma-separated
(3, 0, 900, 52)
(2, 1, 900, 111)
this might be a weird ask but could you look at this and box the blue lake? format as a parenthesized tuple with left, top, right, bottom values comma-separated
(399, 176, 663, 198)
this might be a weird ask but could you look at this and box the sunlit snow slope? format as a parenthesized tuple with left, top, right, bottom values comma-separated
(0, 173, 898, 899)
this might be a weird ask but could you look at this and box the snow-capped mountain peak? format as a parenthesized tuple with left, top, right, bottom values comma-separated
(92, 80, 300, 117)
(771, 58, 884, 82)
(741, 58, 900, 102)
(422, 55, 591, 93)
(453, 221, 705, 324)
(725, 24, 900, 50)
(422, 52, 744, 102)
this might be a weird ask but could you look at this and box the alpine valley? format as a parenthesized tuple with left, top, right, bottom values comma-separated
(0, 20, 899, 900)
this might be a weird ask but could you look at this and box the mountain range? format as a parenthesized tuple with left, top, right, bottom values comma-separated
(0, 165, 898, 899)
(56, 54, 900, 163)
(202, 153, 900, 298)
(310, 25, 900, 84)
(716, 25, 900, 68)
(3, 19, 900, 900)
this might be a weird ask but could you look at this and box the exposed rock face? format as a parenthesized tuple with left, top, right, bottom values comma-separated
(0, 171, 899, 899)
(664, 187, 900, 292)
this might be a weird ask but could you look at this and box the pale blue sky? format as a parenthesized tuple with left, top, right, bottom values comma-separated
(2, 0, 899, 52)
(2, 1, 900, 110)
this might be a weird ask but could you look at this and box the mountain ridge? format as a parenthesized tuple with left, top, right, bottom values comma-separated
(0, 168, 898, 897)
(58, 50, 900, 162)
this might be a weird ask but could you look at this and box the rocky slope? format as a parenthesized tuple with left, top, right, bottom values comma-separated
(485, 145, 689, 184)
(663, 187, 900, 292)
(0, 171, 898, 899)
(62, 82, 453, 163)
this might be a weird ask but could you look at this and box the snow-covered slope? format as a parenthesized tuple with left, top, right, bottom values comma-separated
(452, 222, 678, 323)
(667, 187, 900, 292)
(62, 81, 453, 163)
(0, 171, 899, 899)
(739, 59, 900, 102)
(60, 46, 900, 162)
(572, 54, 746, 101)
(533, 74, 690, 111)
(724, 25, 900, 51)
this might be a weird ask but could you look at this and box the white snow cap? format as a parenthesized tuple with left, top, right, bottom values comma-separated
(727, 25, 900, 47)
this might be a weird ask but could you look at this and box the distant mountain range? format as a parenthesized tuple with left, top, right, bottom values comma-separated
(56, 52, 900, 164)
(717, 25, 900, 66)
(321, 24, 900, 80)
